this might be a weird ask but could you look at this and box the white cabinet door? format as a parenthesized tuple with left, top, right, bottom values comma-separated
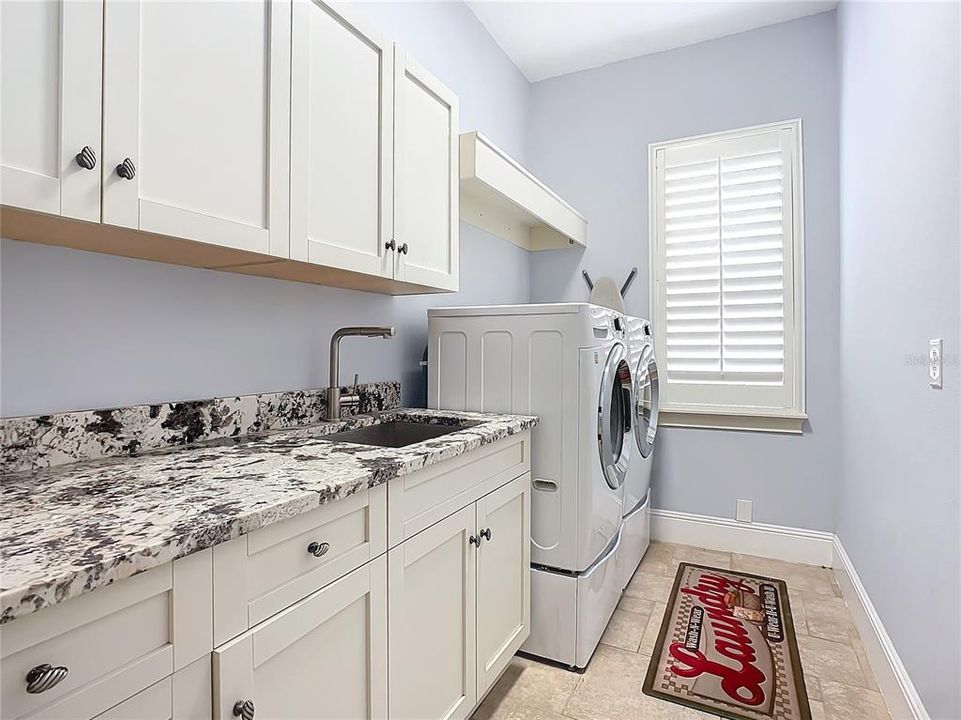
(290, 0, 393, 277)
(476, 474, 531, 695)
(393, 48, 459, 291)
(388, 505, 476, 720)
(102, 0, 290, 256)
(213, 557, 387, 720)
(0, 0, 102, 220)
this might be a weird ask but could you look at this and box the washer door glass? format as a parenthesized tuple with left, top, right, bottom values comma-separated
(599, 343, 633, 490)
(634, 343, 659, 458)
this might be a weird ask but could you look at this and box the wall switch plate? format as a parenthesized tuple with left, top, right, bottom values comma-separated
(736, 499, 753, 523)
(929, 338, 943, 389)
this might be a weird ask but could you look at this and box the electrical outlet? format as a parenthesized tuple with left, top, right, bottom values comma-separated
(930, 338, 943, 389)
(736, 499, 753, 523)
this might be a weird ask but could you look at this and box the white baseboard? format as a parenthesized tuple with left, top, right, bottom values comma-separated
(650, 508, 835, 567)
(833, 538, 930, 720)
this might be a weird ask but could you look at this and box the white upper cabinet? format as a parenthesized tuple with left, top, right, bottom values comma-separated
(101, 0, 291, 256)
(0, 0, 102, 221)
(393, 48, 460, 291)
(289, 7, 459, 292)
(290, 0, 393, 277)
(1, 0, 460, 294)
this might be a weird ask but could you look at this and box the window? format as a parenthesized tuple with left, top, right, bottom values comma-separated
(649, 120, 805, 433)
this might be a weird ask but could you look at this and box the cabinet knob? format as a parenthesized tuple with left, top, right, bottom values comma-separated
(469, 535, 480, 547)
(233, 700, 255, 720)
(75, 146, 96, 170)
(480, 528, 492, 542)
(25, 664, 68, 694)
(398, 242, 409, 255)
(116, 158, 136, 180)
(385, 239, 396, 251)
(307, 541, 329, 557)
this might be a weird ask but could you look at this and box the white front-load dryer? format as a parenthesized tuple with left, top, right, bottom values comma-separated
(426, 302, 634, 669)
(570, 338, 632, 570)
(616, 315, 660, 592)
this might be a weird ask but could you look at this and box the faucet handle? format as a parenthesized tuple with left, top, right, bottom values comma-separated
(340, 374, 361, 414)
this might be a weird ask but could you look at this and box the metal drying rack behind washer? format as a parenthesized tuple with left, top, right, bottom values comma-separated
(582, 267, 637, 312)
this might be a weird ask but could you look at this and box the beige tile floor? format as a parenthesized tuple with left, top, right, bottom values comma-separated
(472, 541, 891, 720)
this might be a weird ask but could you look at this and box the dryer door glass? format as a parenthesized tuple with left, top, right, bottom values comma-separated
(599, 343, 633, 489)
(634, 343, 659, 459)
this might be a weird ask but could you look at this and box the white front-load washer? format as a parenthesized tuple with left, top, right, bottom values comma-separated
(427, 303, 634, 669)
(615, 315, 660, 592)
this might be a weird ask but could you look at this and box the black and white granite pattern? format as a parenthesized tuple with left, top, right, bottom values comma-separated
(0, 408, 537, 624)
(1, 382, 400, 474)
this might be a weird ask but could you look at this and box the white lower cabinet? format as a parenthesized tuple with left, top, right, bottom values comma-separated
(475, 475, 531, 693)
(212, 556, 388, 720)
(389, 473, 531, 720)
(388, 505, 477, 720)
(0, 433, 531, 720)
(94, 676, 173, 720)
(93, 657, 211, 720)
(0, 550, 212, 720)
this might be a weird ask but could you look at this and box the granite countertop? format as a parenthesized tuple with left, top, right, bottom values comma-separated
(0, 408, 537, 624)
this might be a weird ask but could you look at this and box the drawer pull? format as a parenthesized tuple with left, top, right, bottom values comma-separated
(480, 528, 492, 542)
(75, 146, 96, 170)
(25, 664, 68, 694)
(307, 541, 330, 558)
(116, 157, 136, 180)
(233, 700, 255, 720)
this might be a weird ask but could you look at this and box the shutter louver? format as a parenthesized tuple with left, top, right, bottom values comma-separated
(662, 135, 787, 387)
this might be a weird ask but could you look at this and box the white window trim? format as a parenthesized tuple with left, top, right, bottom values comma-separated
(648, 119, 807, 434)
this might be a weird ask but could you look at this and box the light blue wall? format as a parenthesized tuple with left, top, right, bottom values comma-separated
(837, 3, 961, 717)
(0, 1, 531, 417)
(364, 1, 529, 164)
(3, 4, 959, 711)
(526, 12, 841, 531)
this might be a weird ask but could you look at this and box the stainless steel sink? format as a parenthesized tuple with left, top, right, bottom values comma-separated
(320, 420, 463, 448)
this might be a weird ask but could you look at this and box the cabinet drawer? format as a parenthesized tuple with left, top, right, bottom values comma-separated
(388, 432, 529, 548)
(49, 654, 210, 720)
(213, 484, 386, 641)
(93, 676, 172, 720)
(0, 552, 212, 720)
(1, 567, 172, 720)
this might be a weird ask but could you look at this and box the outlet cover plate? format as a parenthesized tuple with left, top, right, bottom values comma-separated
(736, 499, 753, 523)
(930, 338, 943, 389)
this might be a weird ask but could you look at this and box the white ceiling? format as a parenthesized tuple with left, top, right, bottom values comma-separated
(466, 1, 837, 82)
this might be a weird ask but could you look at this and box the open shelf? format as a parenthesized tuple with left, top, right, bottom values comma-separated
(459, 131, 587, 251)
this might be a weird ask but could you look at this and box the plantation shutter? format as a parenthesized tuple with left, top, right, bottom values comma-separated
(651, 122, 803, 417)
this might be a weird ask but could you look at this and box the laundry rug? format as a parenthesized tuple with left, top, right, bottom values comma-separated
(643, 563, 811, 720)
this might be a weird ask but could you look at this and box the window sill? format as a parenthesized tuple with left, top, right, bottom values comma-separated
(658, 409, 807, 434)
